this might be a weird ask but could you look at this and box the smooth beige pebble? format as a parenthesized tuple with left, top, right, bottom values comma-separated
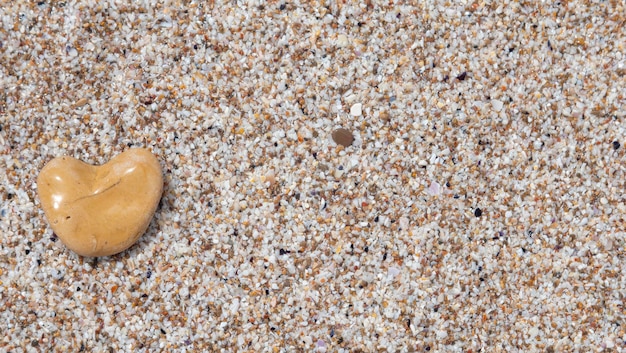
(37, 148, 163, 257)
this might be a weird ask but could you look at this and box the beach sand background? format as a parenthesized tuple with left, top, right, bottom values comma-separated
(1, 1, 625, 351)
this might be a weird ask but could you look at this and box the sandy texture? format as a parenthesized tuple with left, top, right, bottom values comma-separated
(1, 1, 625, 352)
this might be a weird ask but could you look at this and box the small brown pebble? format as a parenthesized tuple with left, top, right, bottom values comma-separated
(332, 128, 354, 147)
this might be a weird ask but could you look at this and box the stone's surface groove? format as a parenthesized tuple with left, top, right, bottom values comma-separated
(37, 148, 163, 257)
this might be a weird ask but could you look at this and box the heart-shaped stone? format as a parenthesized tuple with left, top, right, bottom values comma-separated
(37, 148, 163, 257)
